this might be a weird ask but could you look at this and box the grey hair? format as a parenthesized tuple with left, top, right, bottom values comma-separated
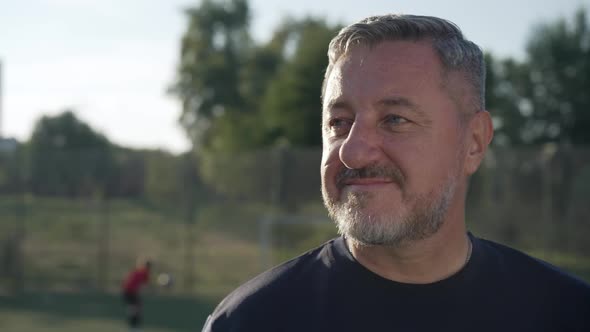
(322, 14, 486, 112)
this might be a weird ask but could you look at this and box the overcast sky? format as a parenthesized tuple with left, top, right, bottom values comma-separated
(0, 0, 587, 153)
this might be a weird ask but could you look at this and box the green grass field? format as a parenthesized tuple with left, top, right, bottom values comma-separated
(1, 250, 589, 332)
(1, 196, 589, 331)
(0, 291, 217, 332)
(0, 196, 333, 331)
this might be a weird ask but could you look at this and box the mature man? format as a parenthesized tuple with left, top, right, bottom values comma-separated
(203, 14, 590, 331)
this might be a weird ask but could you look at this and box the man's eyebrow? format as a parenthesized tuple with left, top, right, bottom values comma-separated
(325, 99, 351, 111)
(325, 97, 424, 115)
(379, 96, 429, 118)
(378, 97, 421, 112)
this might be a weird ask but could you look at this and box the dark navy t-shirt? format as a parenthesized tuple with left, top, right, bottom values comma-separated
(203, 234, 590, 331)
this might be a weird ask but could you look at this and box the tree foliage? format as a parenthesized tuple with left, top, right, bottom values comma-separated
(28, 110, 114, 196)
(487, 8, 590, 145)
(170, 1, 341, 197)
(260, 18, 340, 147)
(523, 8, 590, 144)
(172, 2, 589, 154)
(171, 0, 340, 154)
(170, 0, 252, 148)
(485, 53, 529, 146)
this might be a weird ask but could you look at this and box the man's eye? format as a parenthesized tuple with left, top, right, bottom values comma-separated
(383, 114, 408, 126)
(327, 118, 352, 135)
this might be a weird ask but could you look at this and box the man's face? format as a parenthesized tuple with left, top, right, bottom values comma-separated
(321, 41, 470, 246)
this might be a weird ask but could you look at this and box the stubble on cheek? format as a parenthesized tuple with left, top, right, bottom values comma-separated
(342, 190, 372, 210)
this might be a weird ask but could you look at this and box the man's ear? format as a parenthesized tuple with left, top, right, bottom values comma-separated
(464, 110, 494, 175)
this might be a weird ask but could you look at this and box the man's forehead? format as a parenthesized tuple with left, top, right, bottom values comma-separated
(340, 40, 439, 66)
(323, 65, 344, 108)
(323, 41, 443, 109)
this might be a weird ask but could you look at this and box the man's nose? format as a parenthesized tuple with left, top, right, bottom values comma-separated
(339, 121, 381, 169)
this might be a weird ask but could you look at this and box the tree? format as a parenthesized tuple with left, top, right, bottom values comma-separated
(456, 8, 590, 147)
(171, 0, 342, 153)
(489, 8, 590, 146)
(28, 110, 114, 196)
(201, 18, 339, 152)
(522, 8, 590, 145)
(485, 53, 529, 146)
(260, 18, 340, 147)
(172, 13, 339, 199)
(170, 0, 252, 148)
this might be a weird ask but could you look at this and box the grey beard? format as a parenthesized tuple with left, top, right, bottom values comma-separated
(323, 176, 457, 247)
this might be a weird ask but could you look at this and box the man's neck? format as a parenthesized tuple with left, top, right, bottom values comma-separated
(346, 221, 471, 284)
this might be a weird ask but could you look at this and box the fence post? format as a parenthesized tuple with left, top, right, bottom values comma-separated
(12, 192, 28, 293)
(182, 155, 198, 292)
(541, 144, 556, 249)
(259, 216, 272, 270)
(97, 196, 110, 291)
(183, 204, 195, 292)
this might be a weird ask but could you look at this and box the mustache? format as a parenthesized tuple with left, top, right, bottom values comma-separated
(336, 164, 405, 190)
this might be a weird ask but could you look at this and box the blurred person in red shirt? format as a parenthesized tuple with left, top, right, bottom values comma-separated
(122, 258, 152, 331)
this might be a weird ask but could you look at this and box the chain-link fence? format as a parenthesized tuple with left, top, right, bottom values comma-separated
(0, 145, 589, 298)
